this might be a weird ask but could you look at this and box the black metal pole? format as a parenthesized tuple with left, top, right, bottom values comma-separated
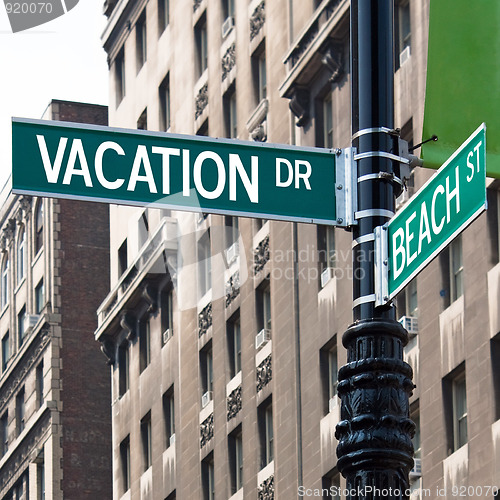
(335, 1, 415, 499)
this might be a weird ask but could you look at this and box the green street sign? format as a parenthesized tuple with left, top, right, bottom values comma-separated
(12, 118, 354, 225)
(379, 124, 486, 302)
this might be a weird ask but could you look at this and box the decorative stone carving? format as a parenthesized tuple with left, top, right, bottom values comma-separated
(225, 271, 240, 307)
(100, 336, 116, 365)
(120, 311, 136, 341)
(227, 386, 242, 421)
(250, 1, 265, 41)
(142, 283, 157, 313)
(195, 84, 209, 119)
(258, 475, 274, 500)
(3, 219, 16, 242)
(222, 43, 236, 81)
(200, 413, 214, 448)
(320, 40, 344, 83)
(193, 0, 202, 11)
(254, 234, 270, 275)
(288, 86, 310, 127)
(250, 123, 267, 142)
(256, 354, 272, 392)
(198, 302, 212, 337)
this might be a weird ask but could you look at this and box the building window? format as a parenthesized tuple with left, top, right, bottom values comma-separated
(318, 225, 336, 276)
(259, 398, 273, 468)
(120, 436, 131, 493)
(197, 119, 209, 136)
(158, 0, 169, 35)
(118, 239, 128, 277)
(17, 228, 25, 284)
(323, 93, 334, 148)
(200, 342, 213, 400)
(137, 108, 148, 130)
(18, 306, 27, 347)
(257, 281, 271, 333)
(452, 372, 467, 451)
(411, 406, 421, 458)
(198, 231, 212, 298)
(161, 288, 174, 345)
(229, 427, 243, 494)
(118, 342, 129, 396)
(227, 316, 241, 378)
(0, 412, 8, 457)
(16, 387, 25, 435)
(195, 15, 208, 78)
(224, 216, 239, 264)
(38, 460, 45, 500)
(1, 255, 9, 309)
(322, 469, 341, 500)
(139, 316, 151, 372)
(201, 453, 215, 500)
(450, 236, 463, 303)
(491, 333, 500, 421)
(35, 200, 44, 254)
(141, 411, 152, 471)
(163, 387, 175, 448)
(223, 87, 237, 139)
(397, 278, 418, 319)
(2, 332, 10, 372)
(222, 0, 235, 20)
(252, 46, 267, 104)
(136, 10, 147, 71)
(395, 0, 411, 70)
(159, 74, 171, 131)
(320, 339, 338, 415)
(115, 48, 126, 105)
(35, 279, 44, 315)
(36, 361, 44, 408)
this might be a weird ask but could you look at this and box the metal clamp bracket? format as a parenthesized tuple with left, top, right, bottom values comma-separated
(351, 127, 399, 142)
(358, 172, 404, 188)
(374, 224, 389, 307)
(335, 147, 357, 227)
(354, 151, 410, 164)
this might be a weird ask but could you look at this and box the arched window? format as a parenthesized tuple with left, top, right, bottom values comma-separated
(17, 228, 25, 283)
(1, 256, 9, 309)
(35, 201, 43, 254)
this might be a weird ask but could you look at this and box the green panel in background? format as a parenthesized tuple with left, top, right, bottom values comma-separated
(422, 0, 500, 178)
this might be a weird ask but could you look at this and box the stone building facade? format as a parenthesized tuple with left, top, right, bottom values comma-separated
(97, 0, 500, 499)
(0, 100, 112, 499)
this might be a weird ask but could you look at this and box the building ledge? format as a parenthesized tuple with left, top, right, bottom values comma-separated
(279, 0, 349, 99)
(95, 217, 177, 341)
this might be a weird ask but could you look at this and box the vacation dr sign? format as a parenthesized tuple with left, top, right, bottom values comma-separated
(11, 118, 349, 225)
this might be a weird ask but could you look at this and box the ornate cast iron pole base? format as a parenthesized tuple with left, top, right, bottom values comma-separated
(336, 319, 415, 499)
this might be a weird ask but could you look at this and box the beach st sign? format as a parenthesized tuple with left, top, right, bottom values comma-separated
(12, 118, 356, 226)
(376, 124, 486, 304)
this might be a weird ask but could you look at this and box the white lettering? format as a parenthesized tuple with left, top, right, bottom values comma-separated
(418, 201, 431, 254)
(405, 211, 417, 266)
(182, 149, 190, 196)
(445, 166, 460, 223)
(194, 151, 226, 199)
(431, 185, 445, 234)
(295, 160, 312, 190)
(95, 141, 125, 190)
(229, 154, 259, 203)
(62, 139, 93, 187)
(393, 227, 406, 280)
(127, 145, 157, 193)
(37, 135, 68, 184)
(276, 158, 293, 187)
(152, 146, 180, 194)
